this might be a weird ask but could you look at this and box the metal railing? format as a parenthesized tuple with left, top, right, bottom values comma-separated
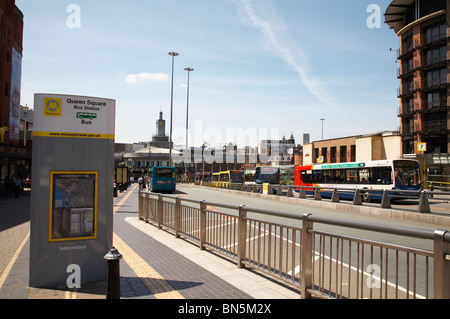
(138, 190, 450, 299)
(198, 181, 450, 214)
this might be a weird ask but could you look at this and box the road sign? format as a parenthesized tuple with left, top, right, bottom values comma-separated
(418, 143, 427, 152)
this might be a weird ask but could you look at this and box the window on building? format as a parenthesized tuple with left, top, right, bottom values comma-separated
(427, 92, 442, 109)
(427, 69, 446, 87)
(406, 98, 414, 112)
(350, 145, 356, 162)
(321, 148, 327, 163)
(406, 141, 414, 154)
(330, 147, 336, 163)
(425, 23, 446, 43)
(420, 0, 446, 18)
(409, 118, 414, 134)
(340, 146, 347, 163)
(401, 37, 413, 54)
(426, 46, 447, 65)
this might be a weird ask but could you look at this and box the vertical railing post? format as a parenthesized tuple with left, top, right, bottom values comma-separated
(238, 205, 247, 269)
(143, 193, 149, 222)
(138, 191, 143, 220)
(157, 194, 163, 229)
(145, 193, 151, 222)
(141, 191, 146, 220)
(142, 191, 147, 221)
(200, 200, 206, 250)
(434, 230, 450, 299)
(175, 196, 181, 238)
(151, 195, 157, 222)
(301, 213, 313, 299)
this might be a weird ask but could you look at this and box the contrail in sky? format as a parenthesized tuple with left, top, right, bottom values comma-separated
(234, 0, 334, 105)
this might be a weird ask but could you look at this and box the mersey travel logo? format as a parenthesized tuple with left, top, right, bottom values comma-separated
(44, 98, 63, 117)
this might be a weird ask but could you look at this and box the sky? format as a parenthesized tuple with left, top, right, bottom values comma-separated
(16, 0, 400, 148)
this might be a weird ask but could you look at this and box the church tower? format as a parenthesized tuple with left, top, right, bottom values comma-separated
(150, 111, 170, 149)
(156, 111, 166, 137)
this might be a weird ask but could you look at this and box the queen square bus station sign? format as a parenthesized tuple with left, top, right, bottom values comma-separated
(29, 94, 116, 289)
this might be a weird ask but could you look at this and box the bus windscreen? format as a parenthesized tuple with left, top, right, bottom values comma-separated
(256, 167, 280, 184)
(394, 160, 421, 188)
(230, 173, 243, 183)
(155, 168, 174, 178)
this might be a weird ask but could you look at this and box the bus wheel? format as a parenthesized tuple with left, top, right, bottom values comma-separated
(362, 189, 372, 203)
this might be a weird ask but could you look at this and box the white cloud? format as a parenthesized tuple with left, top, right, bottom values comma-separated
(125, 72, 169, 84)
(234, 0, 335, 105)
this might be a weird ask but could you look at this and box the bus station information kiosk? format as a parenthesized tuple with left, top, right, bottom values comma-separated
(30, 94, 115, 288)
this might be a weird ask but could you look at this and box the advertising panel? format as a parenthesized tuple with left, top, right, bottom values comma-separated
(115, 167, 128, 184)
(9, 48, 22, 142)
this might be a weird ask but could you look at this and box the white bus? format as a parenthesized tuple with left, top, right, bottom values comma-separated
(294, 159, 422, 202)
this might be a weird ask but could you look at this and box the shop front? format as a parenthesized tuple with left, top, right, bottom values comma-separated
(0, 142, 31, 193)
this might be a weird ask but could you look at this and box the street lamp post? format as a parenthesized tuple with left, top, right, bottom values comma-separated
(320, 118, 326, 140)
(168, 51, 179, 167)
(184, 67, 194, 177)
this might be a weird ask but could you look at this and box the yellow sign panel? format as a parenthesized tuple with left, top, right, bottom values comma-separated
(263, 183, 269, 195)
(116, 167, 128, 184)
(44, 97, 63, 117)
(417, 143, 427, 152)
(33, 131, 114, 140)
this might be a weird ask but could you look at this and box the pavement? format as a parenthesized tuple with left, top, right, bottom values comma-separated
(0, 183, 300, 301)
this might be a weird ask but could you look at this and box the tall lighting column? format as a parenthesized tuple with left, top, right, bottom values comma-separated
(168, 51, 179, 167)
(320, 118, 326, 141)
(184, 67, 194, 177)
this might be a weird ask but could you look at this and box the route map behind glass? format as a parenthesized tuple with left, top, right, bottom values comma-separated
(49, 172, 98, 242)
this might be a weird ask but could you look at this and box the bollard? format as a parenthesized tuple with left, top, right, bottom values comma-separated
(313, 187, 322, 200)
(380, 190, 391, 209)
(299, 187, 307, 199)
(287, 186, 293, 197)
(418, 191, 431, 213)
(104, 247, 123, 299)
(277, 186, 282, 196)
(331, 187, 340, 203)
(353, 189, 363, 206)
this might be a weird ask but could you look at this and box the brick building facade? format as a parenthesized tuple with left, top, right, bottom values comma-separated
(0, 0, 26, 191)
(385, 0, 449, 154)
